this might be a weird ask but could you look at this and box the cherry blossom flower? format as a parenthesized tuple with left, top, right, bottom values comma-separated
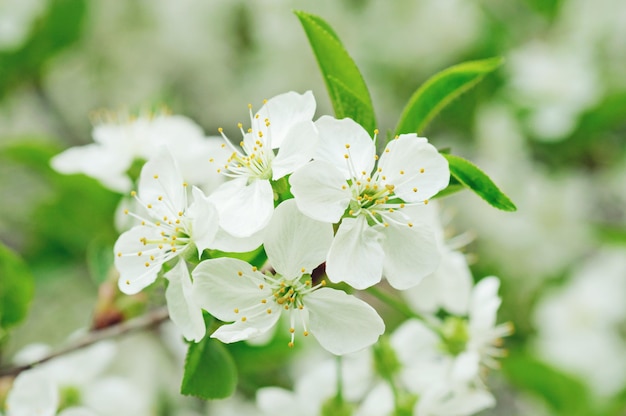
(191, 200, 384, 355)
(290, 116, 449, 290)
(51, 111, 226, 193)
(114, 149, 219, 295)
(208, 91, 318, 237)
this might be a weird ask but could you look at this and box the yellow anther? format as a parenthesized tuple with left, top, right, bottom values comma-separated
(144, 262, 150, 267)
(147, 204, 152, 209)
(344, 154, 349, 159)
(374, 129, 379, 135)
(303, 331, 309, 336)
(158, 196, 163, 201)
(408, 222, 414, 227)
(220, 143, 225, 148)
(345, 144, 351, 149)
(382, 175, 387, 180)
(117, 252, 122, 257)
(237, 122, 243, 129)
(384, 222, 389, 227)
(298, 305, 304, 310)
(400, 170, 405, 175)
(237, 271, 243, 276)
(153, 174, 159, 179)
(263, 99, 268, 104)
(172, 247, 177, 253)
(150, 255, 155, 260)
(261, 299, 267, 304)
(284, 305, 289, 310)
(183, 182, 188, 187)
(267, 309, 272, 314)
(400, 203, 405, 208)
(341, 185, 347, 190)
(288, 342, 294, 348)
(241, 317, 247, 322)
(123, 209, 129, 214)
(178, 211, 183, 216)
(141, 221, 146, 225)
(378, 167, 382, 173)
(125, 280, 129, 285)
(301, 267, 306, 273)
(349, 210, 354, 216)
(413, 187, 417, 192)
(289, 328, 295, 333)
(374, 155, 379, 160)
(389, 208, 395, 212)
(420, 168, 425, 173)
(248, 103, 252, 109)
(252, 266, 258, 272)
(234, 308, 239, 313)
(258, 131, 263, 138)
(158, 244, 163, 249)
(137, 251, 142, 256)
(321, 280, 327, 286)
(218, 127, 223, 133)
(130, 191, 137, 197)
(259, 284, 264, 289)
(424, 199, 429, 205)
(155, 222, 161, 226)
(385, 149, 390, 153)
(247, 128, 252, 133)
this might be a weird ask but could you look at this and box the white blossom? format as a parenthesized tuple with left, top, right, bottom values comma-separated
(208, 91, 318, 237)
(290, 116, 449, 290)
(192, 199, 384, 355)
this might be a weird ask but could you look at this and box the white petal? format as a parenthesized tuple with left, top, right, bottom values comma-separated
(6, 370, 58, 416)
(272, 121, 318, 179)
(137, 148, 186, 219)
(209, 177, 274, 237)
(326, 217, 385, 289)
(211, 310, 281, 344)
(50, 144, 133, 193)
(290, 160, 352, 223)
(380, 217, 441, 290)
(404, 249, 473, 315)
(390, 319, 440, 366)
(191, 258, 272, 322)
(114, 226, 167, 294)
(255, 90, 316, 149)
(306, 288, 384, 355)
(256, 387, 301, 415)
(378, 134, 449, 202)
(469, 276, 501, 331)
(314, 116, 376, 178)
(451, 351, 480, 383)
(188, 186, 219, 255)
(210, 226, 264, 253)
(356, 382, 395, 416)
(165, 261, 206, 342)
(264, 200, 333, 278)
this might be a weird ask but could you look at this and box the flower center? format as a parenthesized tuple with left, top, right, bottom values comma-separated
(215, 105, 276, 182)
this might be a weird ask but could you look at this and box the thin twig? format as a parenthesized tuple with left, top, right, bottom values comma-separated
(0, 307, 170, 378)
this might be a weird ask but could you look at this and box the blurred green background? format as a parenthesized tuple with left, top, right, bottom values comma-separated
(1, 0, 625, 415)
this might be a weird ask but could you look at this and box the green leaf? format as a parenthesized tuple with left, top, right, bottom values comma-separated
(181, 336, 238, 400)
(443, 154, 516, 211)
(0, 243, 35, 337)
(503, 351, 593, 416)
(295, 11, 376, 134)
(395, 57, 504, 137)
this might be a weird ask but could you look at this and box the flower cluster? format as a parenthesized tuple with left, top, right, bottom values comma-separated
(39, 90, 511, 415)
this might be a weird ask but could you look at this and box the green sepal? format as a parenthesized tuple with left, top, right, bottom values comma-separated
(294, 10, 377, 134)
(443, 154, 516, 212)
(395, 57, 504, 137)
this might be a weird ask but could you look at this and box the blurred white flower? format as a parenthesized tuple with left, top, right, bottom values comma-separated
(51, 111, 227, 193)
(6, 342, 148, 416)
(0, 0, 46, 50)
(192, 200, 384, 355)
(391, 277, 511, 414)
(290, 116, 449, 290)
(209, 90, 318, 238)
(507, 41, 601, 141)
(533, 248, 626, 396)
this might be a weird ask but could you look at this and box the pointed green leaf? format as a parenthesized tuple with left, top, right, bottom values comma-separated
(181, 336, 238, 400)
(395, 57, 504, 136)
(295, 11, 376, 134)
(0, 243, 35, 337)
(443, 154, 516, 211)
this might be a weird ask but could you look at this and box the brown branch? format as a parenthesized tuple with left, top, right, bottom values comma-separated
(0, 307, 170, 378)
